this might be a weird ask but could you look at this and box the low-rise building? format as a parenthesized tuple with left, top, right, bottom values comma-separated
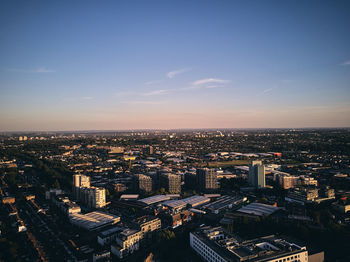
(132, 215, 161, 236)
(111, 229, 142, 259)
(97, 226, 124, 246)
(69, 211, 120, 231)
(190, 226, 309, 262)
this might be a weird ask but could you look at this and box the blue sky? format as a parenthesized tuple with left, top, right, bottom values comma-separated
(1, 0, 350, 131)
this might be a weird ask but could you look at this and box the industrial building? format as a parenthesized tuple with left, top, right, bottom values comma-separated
(138, 195, 171, 206)
(190, 226, 309, 262)
(202, 196, 246, 214)
(69, 211, 120, 231)
(182, 195, 210, 208)
(237, 203, 280, 217)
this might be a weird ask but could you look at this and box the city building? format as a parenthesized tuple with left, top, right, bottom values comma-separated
(286, 188, 319, 204)
(332, 199, 350, 214)
(143, 145, 154, 155)
(162, 199, 187, 214)
(236, 202, 280, 217)
(159, 173, 181, 194)
(132, 215, 161, 236)
(190, 226, 309, 262)
(73, 174, 91, 199)
(249, 160, 265, 188)
(111, 229, 143, 259)
(202, 195, 246, 214)
(182, 195, 211, 208)
(277, 174, 299, 189)
(134, 174, 153, 193)
(69, 211, 120, 231)
(138, 195, 171, 206)
(184, 171, 197, 189)
(97, 226, 124, 246)
(196, 168, 218, 191)
(80, 186, 106, 209)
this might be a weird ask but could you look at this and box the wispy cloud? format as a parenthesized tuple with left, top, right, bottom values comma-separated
(63, 96, 93, 102)
(144, 80, 162, 85)
(116, 89, 171, 97)
(122, 100, 166, 105)
(143, 89, 170, 96)
(341, 60, 350, 66)
(192, 78, 230, 86)
(262, 88, 273, 94)
(167, 68, 191, 79)
(115, 91, 136, 97)
(7, 67, 56, 73)
(36, 67, 56, 73)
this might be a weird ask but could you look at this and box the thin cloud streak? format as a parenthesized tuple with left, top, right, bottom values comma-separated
(262, 88, 273, 94)
(7, 67, 56, 73)
(167, 68, 191, 79)
(341, 60, 350, 66)
(142, 89, 170, 96)
(192, 78, 230, 86)
(144, 80, 162, 85)
(122, 100, 167, 105)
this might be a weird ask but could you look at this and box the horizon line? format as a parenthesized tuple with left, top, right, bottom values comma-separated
(1, 126, 350, 134)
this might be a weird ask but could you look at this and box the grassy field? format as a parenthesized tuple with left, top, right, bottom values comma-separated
(205, 160, 249, 168)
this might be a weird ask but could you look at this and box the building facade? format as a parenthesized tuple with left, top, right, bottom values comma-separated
(249, 160, 266, 188)
(196, 168, 218, 191)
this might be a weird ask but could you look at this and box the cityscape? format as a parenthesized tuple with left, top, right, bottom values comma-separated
(1, 1, 350, 262)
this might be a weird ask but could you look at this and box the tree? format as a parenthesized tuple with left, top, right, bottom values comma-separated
(53, 179, 60, 189)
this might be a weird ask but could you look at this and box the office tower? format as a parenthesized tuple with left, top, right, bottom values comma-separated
(248, 160, 265, 188)
(196, 168, 218, 192)
(184, 172, 197, 190)
(134, 174, 153, 193)
(80, 186, 106, 209)
(159, 173, 181, 194)
(143, 145, 154, 155)
(73, 174, 90, 199)
(73, 174, 91, 187)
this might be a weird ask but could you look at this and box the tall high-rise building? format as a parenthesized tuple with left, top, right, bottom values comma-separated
(73, 174, 106, 208)
(73, 174, 90, 199)
(134, 174, 153, 192)
(159, 173, 181, 194)
(248, 161, 265, 188)
(196, 168, 218, 192)
(80, 187, 106, 209)
(143, 145, 154, 155)
(184, 172, 197, 190)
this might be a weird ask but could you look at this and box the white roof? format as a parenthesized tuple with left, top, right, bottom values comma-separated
(162, 199, 187, 209)
(69, 211, 120, 230)
(139, 195, 171, 205)
(237, 203, 280, 216)
(182, 195, 210, 206)
(120, 194, 139, 199)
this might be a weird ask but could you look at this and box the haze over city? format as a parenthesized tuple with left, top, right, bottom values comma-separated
(1, 0, 350, 131)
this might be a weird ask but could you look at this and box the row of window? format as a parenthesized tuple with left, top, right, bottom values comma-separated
(192, 235, 225, 262)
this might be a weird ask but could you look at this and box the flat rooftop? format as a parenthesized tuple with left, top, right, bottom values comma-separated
(191, 226, 307, 262)
(69, 211, 120, 230)
(182, 195, 210, 207)
(162, 199, 187, 209)
(138, 195, 171, 205)
(237, 203, 280, 217)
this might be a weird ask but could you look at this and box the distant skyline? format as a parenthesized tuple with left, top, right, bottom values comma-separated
(1, 0, 350, 131)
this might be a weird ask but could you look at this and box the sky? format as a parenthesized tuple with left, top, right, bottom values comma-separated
(1, 0, 350, 131)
